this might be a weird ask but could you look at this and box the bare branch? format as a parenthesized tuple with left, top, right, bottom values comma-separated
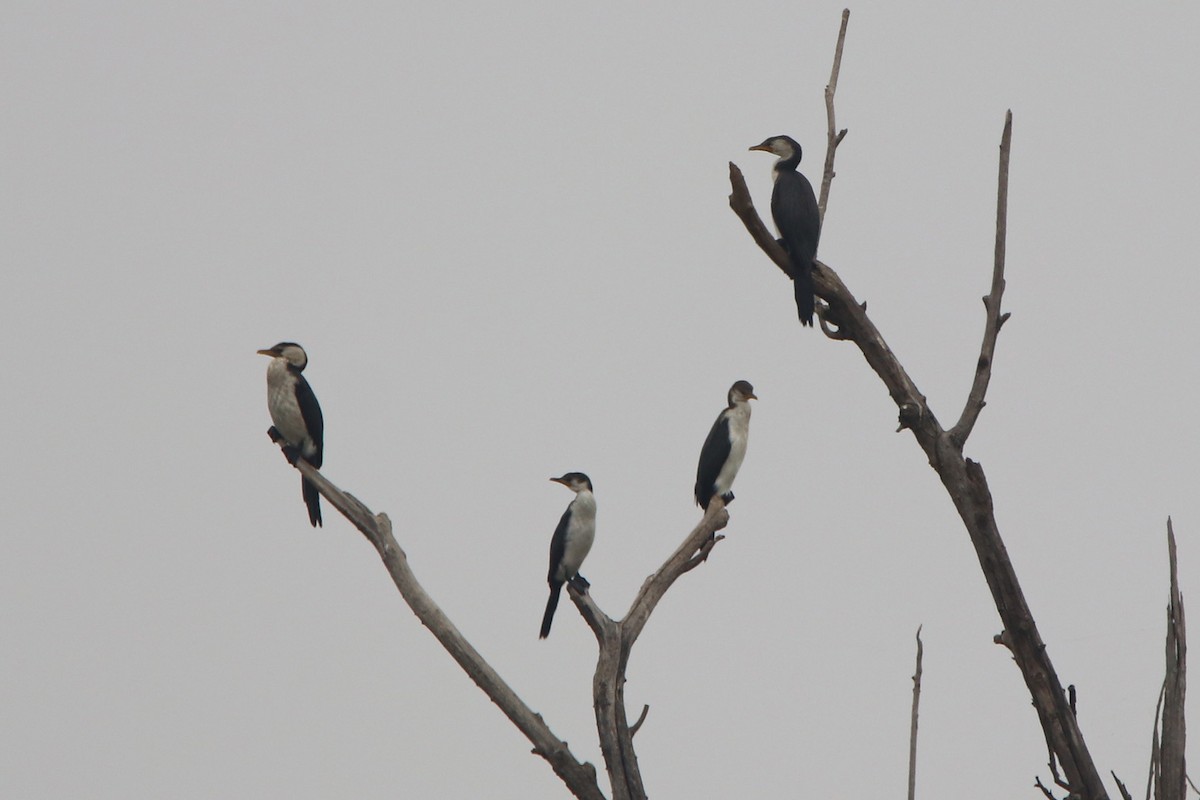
(287, 456, 605, 800)
(728, 162, 794, 279)
(732, 108, 1110, 799)
(629, 705, 650, 737)
(619, 500, 730, 649)
(1113, 771, 1134, 800)
(1157, 518, 1187, 800)
(1036, 776, 1061, 800)
(568, 497, 730, 800)
(908, 625, 924, 800)
(949, 110, 1013, 445)
(818, 8, 850, 223)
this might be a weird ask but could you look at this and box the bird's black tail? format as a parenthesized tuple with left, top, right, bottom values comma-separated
(539, 583, 562, 639)
(794, 260, 815, 326)
(302, 478, 322, 527)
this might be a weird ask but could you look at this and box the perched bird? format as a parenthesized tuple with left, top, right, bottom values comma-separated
(694, 381, 757, 510)
(750, 135, 821, 325)
(540, 472, 596, 639)
(257, 342, 325, 527)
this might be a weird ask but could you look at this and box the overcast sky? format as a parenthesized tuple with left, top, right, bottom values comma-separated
(3, 2, 1199, 798)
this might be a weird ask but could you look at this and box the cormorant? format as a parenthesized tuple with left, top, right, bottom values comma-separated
(257, 342, 325, 527)
(540, 472, 596, 639)
(695, 381, 756, 510)
(750, 135, 821, 325)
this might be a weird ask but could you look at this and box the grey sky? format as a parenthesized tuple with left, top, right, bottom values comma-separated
(2, 2, 1198, 797)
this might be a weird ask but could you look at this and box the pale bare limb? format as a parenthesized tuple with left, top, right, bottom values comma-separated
(908, 625, 924, 800)
(287, 455, 605, 800)
(949, 110, 1013, 446)
(818, 8, 850, 224)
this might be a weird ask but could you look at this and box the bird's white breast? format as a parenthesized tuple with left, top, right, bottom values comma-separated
(715, 402, 751, 495)
(266, 359, 311, 451)
(559, 491, 596, 580)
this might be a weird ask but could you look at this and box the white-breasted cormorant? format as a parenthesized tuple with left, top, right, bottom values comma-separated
(258, 342, 325, 527)
(540, 473, 596, 639)
(695, 381, 756, 510)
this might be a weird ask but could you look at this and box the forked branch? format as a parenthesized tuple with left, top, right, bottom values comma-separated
(949, 110, 1013, 446)
(729, 14, 1109, 799)
(284, 448, 733, 800)
(288, 455, 605, 800)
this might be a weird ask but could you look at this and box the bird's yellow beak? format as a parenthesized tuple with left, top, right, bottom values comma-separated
(749, 144, 770, 153)
(748, 392, 759, 400)
(256, 348, 277, 357)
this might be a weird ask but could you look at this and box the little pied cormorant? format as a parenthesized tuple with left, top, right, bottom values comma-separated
(540, 473, 596, 639)
(257, 342, 325, 527)
(750, 135, 821, 326)
(695, 381, 756, 510)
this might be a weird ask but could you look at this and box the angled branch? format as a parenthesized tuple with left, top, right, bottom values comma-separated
(619, 500, 730, 648)
(818, 8, 850, 224)
(949, 110, 1013, 445)
(285, 454, 605, 800)
(728, 162, 794, 279)
(732, 99, 1109, 799)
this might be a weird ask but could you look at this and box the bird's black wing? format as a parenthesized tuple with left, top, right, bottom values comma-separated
(547, 507, 571, 583)
(772, 170, 821, 325)
(294, 375, 324, 468)
(694, 412, 731, 509)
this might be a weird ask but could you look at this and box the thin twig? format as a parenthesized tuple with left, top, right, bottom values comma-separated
(908, 625, 924, 800)
(1035, 776, 1060, 800)
(818, 8, 850, 224)
(1113, 771, 1134, 800)
(949, 110, 1012, 446)
(629, 705, 650, 737)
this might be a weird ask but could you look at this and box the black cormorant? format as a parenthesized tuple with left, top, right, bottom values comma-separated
(540, 473, 596, 639)
(750, 135, 821, 325)
(258, 342, 325, 527)
(695, 381, 756, 510)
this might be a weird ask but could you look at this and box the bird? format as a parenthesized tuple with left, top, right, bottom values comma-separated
(257, 342, 325, 527)
(540, 472, 596, 639)
(750, 135, 821, 325)
(694, 381, 757, 510)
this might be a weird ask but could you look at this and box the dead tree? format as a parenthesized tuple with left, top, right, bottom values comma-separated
(261, 11, 1185, 800)
(730, 10, 1185, 800)
(276, 444, 731, 800)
